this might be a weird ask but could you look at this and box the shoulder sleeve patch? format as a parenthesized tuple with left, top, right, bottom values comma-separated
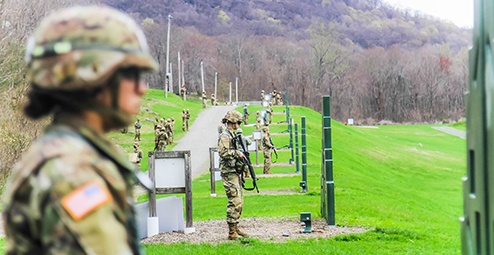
(61, 182, 112, 221)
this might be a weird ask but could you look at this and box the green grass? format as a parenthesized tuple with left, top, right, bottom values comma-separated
(0, 90, 466, 254)
(142, 103, 465, 254)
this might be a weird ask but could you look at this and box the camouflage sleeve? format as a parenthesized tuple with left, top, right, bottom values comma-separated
(5, 157, 136, 255)
(218, 133, 241, 159)
(262, 136, 274, 149)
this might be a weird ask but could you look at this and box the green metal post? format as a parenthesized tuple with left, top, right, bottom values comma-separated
(462, 0, 492, 254)
(321, 96, 335, 225)
(289, 118, 294, 164)
(300, 116, 307, 193)
(295, 123, 300, 174)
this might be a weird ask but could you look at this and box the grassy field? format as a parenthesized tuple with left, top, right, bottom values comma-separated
(0, 90, 466, 254)
(141, 95, 465, 254)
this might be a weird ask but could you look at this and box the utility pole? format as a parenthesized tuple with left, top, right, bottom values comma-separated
(201, 61, 205, 93)
(169, 62, 173, 94)
(214, 72, 218, 101)
(177, 52, 181, 90)
(229, 82, 232, 104)
(235, 77, 239, 105)
(164, 14, 172, 98)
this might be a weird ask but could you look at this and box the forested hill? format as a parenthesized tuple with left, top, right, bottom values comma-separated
(102, 0, 470, 51)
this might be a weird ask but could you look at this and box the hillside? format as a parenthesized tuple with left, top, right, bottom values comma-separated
(102, 0, 470, 50)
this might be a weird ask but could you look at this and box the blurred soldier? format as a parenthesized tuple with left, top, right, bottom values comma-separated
(243, 104, 250, 125)
(180, 85, 186, 99)
(154, 117, 159, 130)
(256, 118, 262, 131)
(202, 91, 208, 108)
(3, 6, 157, 255)
(154, 124, 161, 150)
(134, 118, 142, 141)
(276, 91, 282, 106)
(267, 102, 273, 124)
(262, 127, 275, 174)
(236, 128, 252, 178)
(256, 111, 260, 123)
(182, 109, 187, 131)
(271, 90, 277, 105)
(260, 90, 265, 102)
(166, 118, 173, 144)
(211, 93, 216, 106)
(218, 110, 249, 240)
(133, 142, 143, 171)
(185, 109, 190, 131)
(156, 126, 168, 151)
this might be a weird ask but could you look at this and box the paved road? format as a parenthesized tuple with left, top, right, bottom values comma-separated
(432, 126, 466, 139)
(172, 105, 236, 179)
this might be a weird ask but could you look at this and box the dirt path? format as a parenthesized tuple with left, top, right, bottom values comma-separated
(172, 105, 236, 179)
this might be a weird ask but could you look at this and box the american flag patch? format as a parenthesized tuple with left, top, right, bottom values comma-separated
(61, 182, 111, 221)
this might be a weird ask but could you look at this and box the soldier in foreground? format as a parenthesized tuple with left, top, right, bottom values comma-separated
(2, 6, 157, 254)
(218, 110, 250, 240)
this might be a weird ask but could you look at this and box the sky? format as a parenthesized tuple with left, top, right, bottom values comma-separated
(382, 0, 474, 28)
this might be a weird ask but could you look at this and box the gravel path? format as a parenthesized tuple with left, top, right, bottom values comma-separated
(432, 126, 466, 139)
(142, 217, 368, 245)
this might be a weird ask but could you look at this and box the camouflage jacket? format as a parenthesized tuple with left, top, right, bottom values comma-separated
(218, 129, 243, 174)
(2, 113, 142, 255)
(262, 134, 274, 151)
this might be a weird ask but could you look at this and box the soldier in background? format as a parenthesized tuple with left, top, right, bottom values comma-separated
(156, 126, 168, 151)
(180, 85, 187, 100)
(202, 91, 208, 108)
(133, 142, 143, 171)
(134, 119, 142, 141)
(271, 90, 277, 105)
(262, 127, 275, 174)
(243, 104, 250, 125)
(211, 93, 216, 106)
(185, 109, 190, 131)
(260, 90, 265, 102)
(2, 6, 157, 254)
(218, 110, 249, 240)
(166, 118, 174, 144)
(267, 102, 273, 124)
(154, 117, 159, 130)
(182, 109, 187, 131)
(276, 91, 283, 106)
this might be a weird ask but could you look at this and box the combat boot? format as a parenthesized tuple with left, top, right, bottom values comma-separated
(228, 223, 239, 240)
(235, 224, 249, 237)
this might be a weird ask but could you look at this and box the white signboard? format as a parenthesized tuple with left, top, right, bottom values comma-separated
(252, 130, 262, 140)
(247, 140, 257, 152)
(155, 158, 185, 188)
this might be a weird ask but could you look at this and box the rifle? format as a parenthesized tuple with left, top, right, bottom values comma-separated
(269, 136, 278, 163)
(234, 135, 259, 193)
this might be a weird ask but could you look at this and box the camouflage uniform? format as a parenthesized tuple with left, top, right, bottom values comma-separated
(166, 118, 173, 144)
(262, 127, 274, 174)
(3, 6, 158, 255)
(156, 127, 168, 151)
(185, 109, 190, 131)
(133, 142, 143, 171)
(182, 109, 187, 131)
(134, 119, 142, 141)
(211, 93, 216, 106)
(202, 91, 207, 108)
(243, 105, 249, 125)
(236, 128, 252, 178)
(218, 110, 248, 239)
(267, 103, 273, 124)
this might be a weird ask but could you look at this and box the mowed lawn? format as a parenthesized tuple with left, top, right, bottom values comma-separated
(145, 104, 466, 254)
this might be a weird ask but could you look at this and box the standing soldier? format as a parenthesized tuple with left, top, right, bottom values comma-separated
(156, 126, 168, 151)
(243, 104, 250, 125)
(180, 85, 187, 100)
(271, 90, 277, 105)
(211, 93, 216, 106)
(185, 109, 190, 131)
(182, 109, 187, 131)
(256, 118, 262, 131)
(3, 6, 157, 254)
(260, 90, 265, 102)
(262, 127, 275, 174)
(218, 110, 249, 240)
(154, 117, 159, 130)
(154, 124, 161, 151)
(276, 91, 283, 106)
(267, 102, 273, 124)
(202, 91, 208, 108)
(134, 119, 142, 141)
(166, 118, 174, 144)
(133, 142, 143, 172)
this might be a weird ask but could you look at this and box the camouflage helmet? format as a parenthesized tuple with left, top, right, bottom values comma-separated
(26, 6, 158, 90)
(262, 126, 270, 132)
(223, 110, 243, 123)
(237, 128, 243, 134)
(133, 142, 139, 148)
